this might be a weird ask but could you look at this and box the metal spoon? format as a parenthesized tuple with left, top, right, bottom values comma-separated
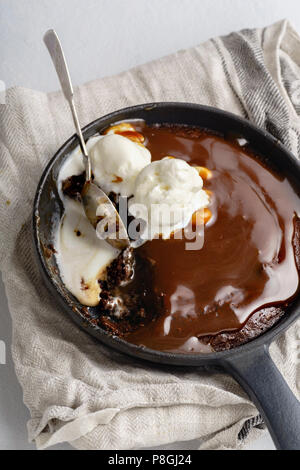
(43, 29, 130, 250)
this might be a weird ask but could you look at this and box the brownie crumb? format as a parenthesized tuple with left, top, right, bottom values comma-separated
(80, 278, 89, 291)
(98, 280, 128, 318)
(43, 243, 57, 259)
(106, 247, 135, 287)
(99, 316, 122, 335)
(95, 250, 161, 335)
(62, 172, 85, 201)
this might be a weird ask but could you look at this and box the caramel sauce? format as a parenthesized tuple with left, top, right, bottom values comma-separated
(112, 175, 124, 183)
(122, 123, 300, 353)
(115, 130, 145, 144)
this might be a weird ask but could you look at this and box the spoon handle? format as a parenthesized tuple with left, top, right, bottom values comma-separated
(43, 29, 91, 180)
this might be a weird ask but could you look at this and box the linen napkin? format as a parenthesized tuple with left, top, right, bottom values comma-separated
(0, 19, 300, 450)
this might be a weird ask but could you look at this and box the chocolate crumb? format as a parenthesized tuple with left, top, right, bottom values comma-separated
(62, 172, 85, 201)
(43, 243, 57, 259)
(80, 278, 89, 291)
(106, 247, 135, 287)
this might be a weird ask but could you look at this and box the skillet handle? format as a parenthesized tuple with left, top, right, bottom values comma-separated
(222, 344, 300, 450)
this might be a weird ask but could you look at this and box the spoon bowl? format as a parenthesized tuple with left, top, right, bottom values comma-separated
(81, 181, 130, 250)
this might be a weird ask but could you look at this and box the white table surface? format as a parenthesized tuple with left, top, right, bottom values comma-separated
(1, 0, 297, 450)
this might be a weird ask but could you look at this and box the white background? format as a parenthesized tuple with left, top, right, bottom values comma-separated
(2, 0, 298, 450)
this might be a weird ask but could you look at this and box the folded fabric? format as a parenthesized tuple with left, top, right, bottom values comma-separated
(0, 19, 299, 450)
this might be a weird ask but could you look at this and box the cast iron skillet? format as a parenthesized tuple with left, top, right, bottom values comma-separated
(33, 103, 300, 450)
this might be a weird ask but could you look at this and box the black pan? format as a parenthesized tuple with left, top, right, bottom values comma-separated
(33, 103, 300, 450)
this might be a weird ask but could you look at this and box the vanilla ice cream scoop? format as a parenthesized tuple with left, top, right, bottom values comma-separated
(90, 134, 151, 197)
(129, 157, 210, 239)
(56, 199, 120, 306)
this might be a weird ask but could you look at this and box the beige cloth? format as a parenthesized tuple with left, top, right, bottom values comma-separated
(0, 19, 300, 450)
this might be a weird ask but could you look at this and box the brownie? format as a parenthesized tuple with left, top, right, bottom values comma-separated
(59, 124, 300, 353)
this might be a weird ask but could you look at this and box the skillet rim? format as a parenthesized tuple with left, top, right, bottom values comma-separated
(32, 101, 300, 367)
